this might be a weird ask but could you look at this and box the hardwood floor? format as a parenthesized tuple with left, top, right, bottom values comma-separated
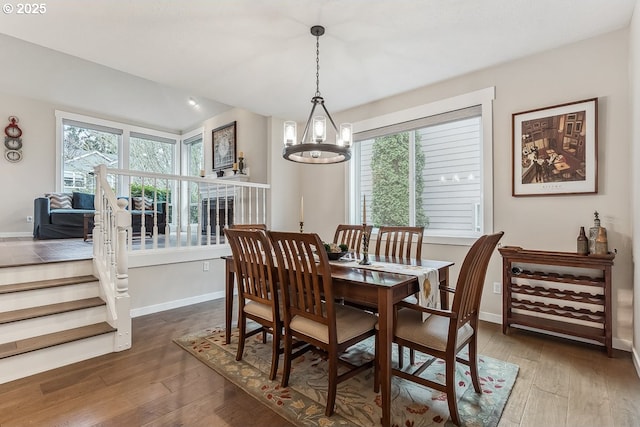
(0, 238, 638, 426)
(0, 297, 637, 426)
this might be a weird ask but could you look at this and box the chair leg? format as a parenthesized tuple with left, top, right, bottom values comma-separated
(374, 331, 380, 393)
(236, 313, 246, 362)
(280, 333, 292, 387)
(325, 353, 338, 416)
(410, 348, 416, 365)
(398, 344, 404, 369)
(445, 359, 461, 426)
(468, 337, 481, 393)
(269, 325, 281, 381)
(262, 329, 267, 344)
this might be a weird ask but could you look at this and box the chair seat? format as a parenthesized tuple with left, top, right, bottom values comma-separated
(394, 308, 474, 352)
(290, 304, 377, 345)
(244, 300, 276, 322)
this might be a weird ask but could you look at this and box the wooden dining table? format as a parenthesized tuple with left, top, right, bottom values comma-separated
(222, 255, 454, 427)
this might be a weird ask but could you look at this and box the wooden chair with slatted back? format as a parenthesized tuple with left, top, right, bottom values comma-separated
(229, 223, 267, 231)
(375, 225, 424, 259)
(333, 224, 372, 255)
(224, 228, 282, 381)
(388, 231, 504, 426)
(268, 231, 378, 417)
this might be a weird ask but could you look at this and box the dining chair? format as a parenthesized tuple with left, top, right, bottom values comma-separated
(268, 231, 378, 417)
(385, 231, 504, 426)
(333, 224, 372, 255)
(375, 225, 424, 259)
(229, 223, 267, 231)
(224, 228, 282, 381)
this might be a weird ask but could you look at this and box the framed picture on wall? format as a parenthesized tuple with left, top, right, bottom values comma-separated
(212, 121, 237, 172)
(512, 98, 598, 196)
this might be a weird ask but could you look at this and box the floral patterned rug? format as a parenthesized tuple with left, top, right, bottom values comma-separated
(174, 327, 518, 427)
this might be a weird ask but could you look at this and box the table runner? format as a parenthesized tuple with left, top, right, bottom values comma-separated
(331, 258, 440, 320)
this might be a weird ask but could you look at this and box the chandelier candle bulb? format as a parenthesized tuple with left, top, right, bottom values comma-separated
(284, 122, 297, 146)
(340, 124, 353, 147)
(313, 116, 326, 142)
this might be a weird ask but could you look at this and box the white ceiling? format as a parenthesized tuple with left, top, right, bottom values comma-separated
(0, 0, 636, 131)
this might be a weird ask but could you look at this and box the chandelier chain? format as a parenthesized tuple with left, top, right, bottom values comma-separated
(315, 35, 321, 97)
(282, 25, 351, 164)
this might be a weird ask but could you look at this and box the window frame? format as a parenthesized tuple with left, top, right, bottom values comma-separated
(181, 128, 205, 226)
(347, 87, 495, 246)
(55, 110, 180, 192)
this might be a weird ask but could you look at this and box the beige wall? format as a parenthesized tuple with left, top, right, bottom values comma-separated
(0, 92, 59, 236)
(295, 29, 634, 348)
(201, 108, 269, 184)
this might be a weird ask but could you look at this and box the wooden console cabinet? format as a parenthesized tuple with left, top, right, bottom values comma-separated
(499, 246, 614, 356)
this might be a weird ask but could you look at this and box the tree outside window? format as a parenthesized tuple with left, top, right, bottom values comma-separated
(370, 131, 427, 228)
(63, 124, 119, 193)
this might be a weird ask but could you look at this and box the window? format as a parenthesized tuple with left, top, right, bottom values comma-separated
(350, 88, 494, 242)
(61, 119, 121, 193)
(184, 133, 204, 177)
(183, 132, 204, 223)
(129, 132, 176, 175)
(56, 111, 180, 195)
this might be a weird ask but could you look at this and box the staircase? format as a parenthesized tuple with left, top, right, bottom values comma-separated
(0, 259, 117, 384)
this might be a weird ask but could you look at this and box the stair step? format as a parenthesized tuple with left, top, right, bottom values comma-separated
(0, 275, 97, 294)
(0, 297, 106, 325)
(0, 322, 115, 359)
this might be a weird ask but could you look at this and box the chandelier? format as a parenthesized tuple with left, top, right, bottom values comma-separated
(282, 25, 352, 164)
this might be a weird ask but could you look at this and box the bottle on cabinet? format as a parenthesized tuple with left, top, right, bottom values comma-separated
(577, 226, 589, 255)
(594, 227, 609, 255)
(588, 211, 601, 255)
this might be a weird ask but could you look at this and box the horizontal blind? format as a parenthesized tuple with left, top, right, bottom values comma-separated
(183, 134, 203, 145)
(354, 105, 481, 142)
(62, 119, 123, 135)
(130, 131, 177, 145)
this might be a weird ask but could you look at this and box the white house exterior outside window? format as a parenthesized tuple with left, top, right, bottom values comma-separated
(349, 87, 494, 244)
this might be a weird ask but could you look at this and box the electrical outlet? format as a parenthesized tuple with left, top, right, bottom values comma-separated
(203, 261, 210, 272)
(493, 282, 501, 294)
(26, 215, 33, 223)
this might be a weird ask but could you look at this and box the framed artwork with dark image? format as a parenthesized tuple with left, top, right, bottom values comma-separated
(212, 121, 237, 172)
(512, 98, 598, 196)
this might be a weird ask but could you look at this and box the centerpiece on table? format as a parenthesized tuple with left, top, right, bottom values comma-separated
(323, 242, 350, 260)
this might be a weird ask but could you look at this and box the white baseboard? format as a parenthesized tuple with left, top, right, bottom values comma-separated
(130, 291, 225, 318)
(478, 310, 632, 352)
(479, 311, 501, 324)
(0, 231, 32, 238)
(633, 347, 640, 379)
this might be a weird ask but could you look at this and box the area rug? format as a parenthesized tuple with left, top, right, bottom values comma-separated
(175, 327, 518, 427)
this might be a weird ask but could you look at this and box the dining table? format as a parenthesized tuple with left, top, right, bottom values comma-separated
(222, 254, 454, 427)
